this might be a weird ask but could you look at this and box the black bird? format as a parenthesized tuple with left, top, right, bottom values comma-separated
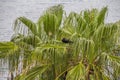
(62, 38, 73, 43)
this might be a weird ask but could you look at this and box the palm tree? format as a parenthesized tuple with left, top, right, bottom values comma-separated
(61, 7, 120, 80)
(0, 5, 120, 80)
(11, 4, 66, 80)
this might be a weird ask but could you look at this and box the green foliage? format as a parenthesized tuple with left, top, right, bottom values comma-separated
(66, 62, 86, 80)
(0, 5, 120, 80)
(15, 65, 49, 80)
(0, 42, 18, 58)
(42, 4, 63, 37)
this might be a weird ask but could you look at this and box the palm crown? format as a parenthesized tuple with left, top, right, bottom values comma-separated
(0, 4, 120, 80)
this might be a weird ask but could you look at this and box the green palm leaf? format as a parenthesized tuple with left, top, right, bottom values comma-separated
(15, 65, 49, 80)
(97, 7, 108, 26)
(0, 42, 18, 58)
(66, 62, 86, 80)
(14, 17, 37, 35)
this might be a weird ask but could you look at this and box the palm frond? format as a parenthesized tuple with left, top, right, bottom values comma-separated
(66, 62, 86, 80)
(0, 42, 18, 58)
(14, 17, 37, 35)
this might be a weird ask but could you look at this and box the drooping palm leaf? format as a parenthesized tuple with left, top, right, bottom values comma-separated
(14, 17, 37, 35)
(66, 62, 86, 80)
(15, 64, 49, 80)
(0, 42, 18, 58)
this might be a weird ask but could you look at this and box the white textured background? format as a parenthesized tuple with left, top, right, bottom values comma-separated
(0, 0, 120, 41)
